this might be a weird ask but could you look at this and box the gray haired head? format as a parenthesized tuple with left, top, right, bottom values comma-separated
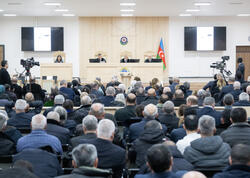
(163, 101, 174, 114)
(81, 96, 92, 106)
(72, 144, 97, 167)
(82, 115, 98, 131)
(198, 115, 215, 136)
(54, 106, 67, 120)
(203, 97, 215, 106)
(54, 95, 65, 105)
(233, 81, 241, 90)
(106, 86, 116, 96)
(143, 104, 158, 119)
(15, 99, 27, 111)
(89, 103, 105, 119)
(239, 92, 249, 101)
(60, 80, 67, 86)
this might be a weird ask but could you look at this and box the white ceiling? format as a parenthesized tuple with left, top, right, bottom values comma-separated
(0, 0, 250, 16)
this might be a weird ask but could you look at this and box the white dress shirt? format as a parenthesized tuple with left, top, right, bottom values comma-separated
(176, 132, 201, 154)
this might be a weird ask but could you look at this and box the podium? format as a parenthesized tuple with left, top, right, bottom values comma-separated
(40, 63, 73, 81)
(120, 72, 132, 90)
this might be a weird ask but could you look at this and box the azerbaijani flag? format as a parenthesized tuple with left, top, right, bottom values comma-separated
(156, 38, 166, 70)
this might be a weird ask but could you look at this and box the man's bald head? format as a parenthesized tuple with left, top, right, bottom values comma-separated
(126, 93, 136, 105)
(174, 89, 184, 99)
(25, 92, 34, 102)
(148, 88, 156, 96)
(183, 171, 206, 178)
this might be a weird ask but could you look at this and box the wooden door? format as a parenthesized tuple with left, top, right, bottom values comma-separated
(236, 46, 250, 80)
(0, 45, 4, 66)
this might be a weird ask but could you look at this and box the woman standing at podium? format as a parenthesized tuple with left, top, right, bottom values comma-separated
(55, 55, 64, 63)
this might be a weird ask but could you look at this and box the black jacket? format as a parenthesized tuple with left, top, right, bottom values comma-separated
(213, 164, 250, 178)
(197, 107, 222, 126)
(13, 148, 62, 178)
(233, 100, 250, 106)
(46, 119, 71, 144)
(220, 123, 250, 147)
(55, 166, 111, 178)
(131, 128, 165, 167)
(7, 112, 35, 129)
(172, 98, 186, 107)
(67, 110, 86, 125)
(0, 168, 38, 178)
(23, 83, 45, 101)
(78, 138, 126, 178)
(158, 113, 179, 133)
(0, 132, 16, 155)
(11, 83, 23, 99)
(136, 95, 146, 105)
(114, 105, 136, 124)
(140, 96, 158, 106)
(71, 133, 97, 148)
(0, 68, 11, 85)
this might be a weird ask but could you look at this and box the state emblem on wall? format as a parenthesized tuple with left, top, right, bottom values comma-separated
(120, 36, 128, 45)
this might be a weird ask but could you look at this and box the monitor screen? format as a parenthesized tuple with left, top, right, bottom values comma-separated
(184, 26, 226, 51)
(21, 27, 64, 51)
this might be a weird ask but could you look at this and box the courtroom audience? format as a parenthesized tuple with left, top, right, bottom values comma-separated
(99, 86, 116, 106)
(59, 80, 75, 101)
(173, 89, 186, 106)
(213, 144, 250, 178)
(184, 115, 231, 170)
(218, 77, 235, 101)
(169, 77, 180, 94)
(230, 81, 241, 101)
(184, 95, 199, 116)
(23, 76, 45, 101)
(113, 93, 126, 106)
(158, 101, 179, 133)
(63, 99, 85, 124)
(220, 107, 250, 147)
(17, 114, 63, 154)
(136, 87, 146, 105)
(43, 94, 65, 116)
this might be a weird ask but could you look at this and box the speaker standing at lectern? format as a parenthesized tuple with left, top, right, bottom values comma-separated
(97, 53, 106, 63)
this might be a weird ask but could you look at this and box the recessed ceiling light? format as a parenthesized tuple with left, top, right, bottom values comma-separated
(120, 9, 134, 12)
(62, 14, 75, 16)
(194, 2, 211, 6)
(230, 2, 243, 5)
(179, 14, 192, 16)
(3, 14, 17, 16)
(120, 3, 136, 6)
(44, 2, 61, 6)
(55, 9, 69, 12)
(121, 14, 133, 16)
(0, 9, 4, 12)
(186, 9, 200, 12)
(237, 14, 250, 16)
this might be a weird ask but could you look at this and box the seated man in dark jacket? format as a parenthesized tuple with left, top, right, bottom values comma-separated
(141, 88, 158, 106)
(43, 94, 65, 116)
(71, 115, 98, 148)
(99, 86, 116, 107)
(135, 144, 180, 178)
(230, 81, 242, 102)
(184, 95, 199, 116)
(74, 95, 92, 118)
(233, 92, 250, 106)
(46, 111, 71, 145)
(158, 101, 179, 134)
(184, 115, 231, 170)
(220, 107, 250, 147)
(25, 92, 43, 114)
(7, 99, 35, 128)
(129, 120, 165, 168)
(213, 144, 250, 178)
(63, 99, 86, 124)
(55, 143, 111, 178)
(23, 77, 45, 101)
(59, 80, 75, 101)
(197, 97, 222, 126)
(172, 89, 186, 107)
(77, 119, 126, 178)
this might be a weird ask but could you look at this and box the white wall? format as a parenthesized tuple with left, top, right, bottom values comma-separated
(169, 16, 250, 77)
(0, 16, 79, 77)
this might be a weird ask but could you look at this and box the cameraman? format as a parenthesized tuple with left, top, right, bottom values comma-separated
(0, 60, 11, 85)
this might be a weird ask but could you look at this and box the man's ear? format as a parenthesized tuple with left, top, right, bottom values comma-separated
(72, 160, 77, 168)
(110, 132, 115, 141)
(94, 158, 98, 168)
(169, 156, 173, 171)
(221, 118, 225, 124)
(183, 124, 186, 131)
(230, 118, 233, 123)
(146, 162, 153, 173)
(213, 128, 217, 134)
(197, 128, 201, 134)
(229, 156, 232, 165)
(142, 111, 145, 117)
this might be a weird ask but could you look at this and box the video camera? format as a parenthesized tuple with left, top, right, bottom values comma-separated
(210, 56, 232, 77)
(20, 57, 40, 76)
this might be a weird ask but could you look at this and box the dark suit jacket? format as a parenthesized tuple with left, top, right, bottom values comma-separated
(136, 95, 146, 105)
(46, 119, 71, 144)
(170, 127, 186, 143)
(120, 58, 131, 63)
(140, 96, 158, 106)
(78, 138, 126, 178)
(114, 105, 136, 124)
(13, 148, 62, 178)
(233, 100, 250, 106)
(99, 96, 115, 107)
(158, 113, 179, 133)
(230, 89, 242, 101)
(7, 112, 35, 128)
(173, 98, 186, 107)
(59, 87, 75, 101)
(237, 63, 245, 79)
(0, 168, 38, 178)
(197, 106, 222, 126)
(97, 58, 106, 63)
(219, 84, 234, 101)
(0, 68, 11, 85)
(70, 133, 97, 148)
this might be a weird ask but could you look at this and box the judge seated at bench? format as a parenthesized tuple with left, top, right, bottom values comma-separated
(120, 55, 131, 63)
(96, 53, 106, 63)
(55, 55, 64, 63)
(144, 55, 153, 63)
